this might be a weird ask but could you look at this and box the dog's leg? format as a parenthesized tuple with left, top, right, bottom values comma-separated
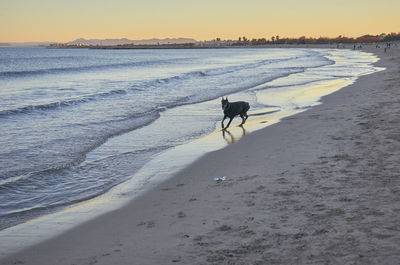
(221, 115, 227, 129)
(239, 114, 245, 126)
(225, 117, 233, 129)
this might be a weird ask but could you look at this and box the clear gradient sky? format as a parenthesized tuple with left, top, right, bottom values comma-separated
(1, 0, 399, 42)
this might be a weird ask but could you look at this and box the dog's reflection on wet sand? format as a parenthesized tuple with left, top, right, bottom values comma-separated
(222, 126, 247, 144)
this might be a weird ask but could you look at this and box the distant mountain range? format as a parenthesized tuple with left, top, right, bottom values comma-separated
(0, 38, 197, 47)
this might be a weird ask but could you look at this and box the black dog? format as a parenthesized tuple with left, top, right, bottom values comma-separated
(221, 97, 250, 129)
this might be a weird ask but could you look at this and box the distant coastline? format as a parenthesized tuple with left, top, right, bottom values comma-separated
(3, 33, 400, 48)
(49, 42, 399, 50)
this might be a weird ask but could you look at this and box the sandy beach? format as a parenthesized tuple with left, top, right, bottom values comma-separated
(1, 45, 399, 265)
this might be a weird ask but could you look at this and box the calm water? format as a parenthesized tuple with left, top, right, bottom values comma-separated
(0, 47, 379, 230)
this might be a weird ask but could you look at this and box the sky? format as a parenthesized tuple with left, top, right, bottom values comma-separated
(1, 0, 400, 42)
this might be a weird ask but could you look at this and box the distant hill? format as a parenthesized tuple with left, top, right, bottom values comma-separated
(68, 38, 197, 46)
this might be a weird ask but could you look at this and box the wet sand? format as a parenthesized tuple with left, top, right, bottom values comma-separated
(1, 45, 399, 264)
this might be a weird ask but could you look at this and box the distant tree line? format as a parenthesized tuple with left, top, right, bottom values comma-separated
(225, 32, 400, 45)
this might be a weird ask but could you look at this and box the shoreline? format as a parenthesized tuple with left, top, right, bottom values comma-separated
(2, 47, 399, 264)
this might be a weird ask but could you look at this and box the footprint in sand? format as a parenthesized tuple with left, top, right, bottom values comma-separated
(177, 211, 186, 218)
(137, 220, 155, 228)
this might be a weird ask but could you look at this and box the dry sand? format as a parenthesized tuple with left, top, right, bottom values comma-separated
(1, 46, 399, 265)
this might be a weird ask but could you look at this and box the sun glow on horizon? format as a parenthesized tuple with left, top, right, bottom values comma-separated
(1, 0, 400, 43)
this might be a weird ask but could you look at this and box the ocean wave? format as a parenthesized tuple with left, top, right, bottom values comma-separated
(0, 57, 188, 79)
(134, 57, 305, 89)
(0, 142, 168, 218)
(0, 89, 127, 117)
(0, 109, 161, 190)
(3, 55, 274, 80)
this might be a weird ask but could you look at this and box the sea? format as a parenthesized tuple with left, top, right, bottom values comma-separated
(0, 47, 380, 232)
